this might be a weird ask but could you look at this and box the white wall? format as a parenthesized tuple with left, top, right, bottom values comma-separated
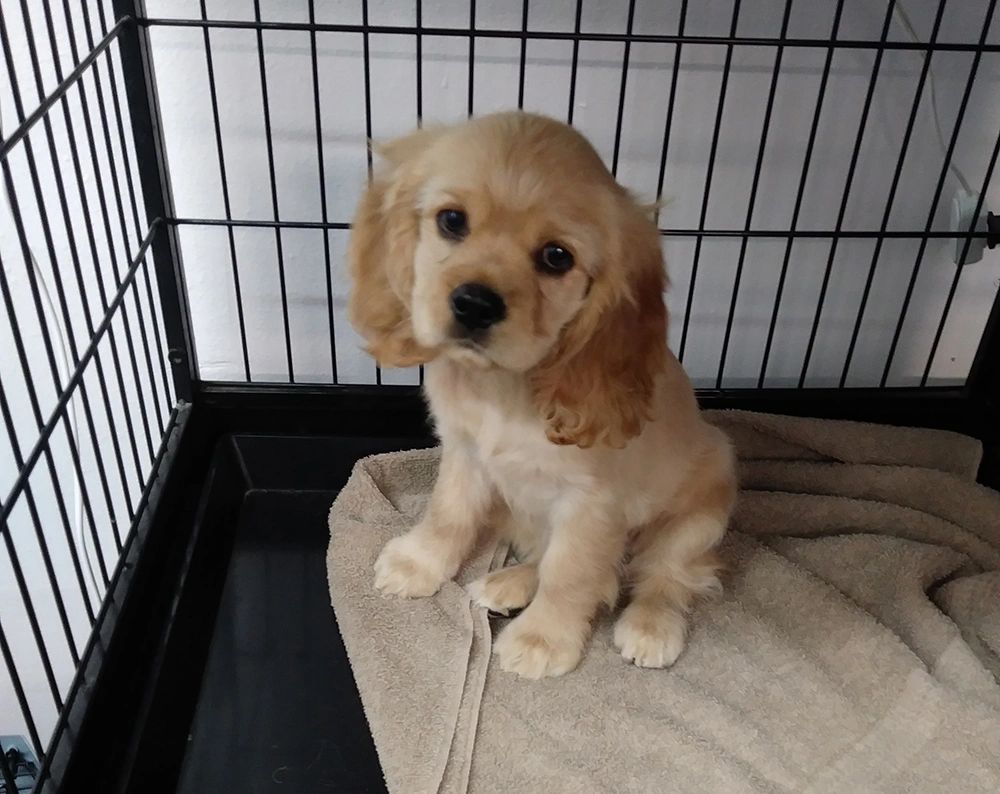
(147, 0, 1000, 388)
(0, 0, 998, 752)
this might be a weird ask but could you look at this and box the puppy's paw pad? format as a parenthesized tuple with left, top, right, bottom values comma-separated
(614, 606, 686, 669)
(373, 536, 446, 598)
(467, 565, 537, 615)
(494, 617, 582, 679)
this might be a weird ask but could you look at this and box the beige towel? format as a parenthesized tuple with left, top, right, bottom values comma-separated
(327, 410, 1000, 793)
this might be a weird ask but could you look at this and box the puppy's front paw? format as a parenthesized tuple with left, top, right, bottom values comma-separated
(374, 534, 448, 598)
(613, 602, 686, 668)
(467, 564, 538, 616)
(494, 610, 583, 679)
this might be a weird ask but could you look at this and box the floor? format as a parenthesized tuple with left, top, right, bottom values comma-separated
(175, 490, 386, 794)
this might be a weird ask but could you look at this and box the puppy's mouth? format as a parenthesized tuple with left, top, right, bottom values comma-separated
(449, 322, 489, 348)
(446, 326, 494, 365)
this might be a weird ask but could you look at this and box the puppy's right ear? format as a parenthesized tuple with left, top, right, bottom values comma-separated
(348, 129, 439, 367)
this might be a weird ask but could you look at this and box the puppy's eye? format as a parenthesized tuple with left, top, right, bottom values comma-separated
(437, 209, 468, 240)
(536, 243, 574, 275)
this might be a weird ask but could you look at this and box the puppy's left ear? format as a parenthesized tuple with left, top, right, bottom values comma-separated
(530, 203, 668, 449)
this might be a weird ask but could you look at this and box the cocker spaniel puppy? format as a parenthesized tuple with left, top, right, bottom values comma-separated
(348, 111, 735, 679)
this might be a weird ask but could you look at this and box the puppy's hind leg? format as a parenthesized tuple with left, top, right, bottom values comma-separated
(615, 468, 734, 668)
(614, 514, 725, 667)
(468, 508, 541, 615)
(468, 563, 538, 616)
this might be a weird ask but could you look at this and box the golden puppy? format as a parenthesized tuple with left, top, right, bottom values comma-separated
(348, 111, 736, 679)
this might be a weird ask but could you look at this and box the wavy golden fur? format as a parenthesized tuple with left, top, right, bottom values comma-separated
(349, 111, 735, 679)
(530, 238, 668, 448)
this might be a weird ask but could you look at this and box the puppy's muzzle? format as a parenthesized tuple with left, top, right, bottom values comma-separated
(450, 283, 506, 332)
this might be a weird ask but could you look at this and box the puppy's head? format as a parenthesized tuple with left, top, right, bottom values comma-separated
(349, 111, 667, 448)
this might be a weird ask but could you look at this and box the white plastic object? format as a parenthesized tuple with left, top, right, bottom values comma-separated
(950, 189, 987, 265)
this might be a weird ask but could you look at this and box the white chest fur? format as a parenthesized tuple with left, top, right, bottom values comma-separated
(424, 360, 595, 522)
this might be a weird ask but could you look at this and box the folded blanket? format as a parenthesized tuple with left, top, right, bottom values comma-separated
(327, 410, 1000, 793)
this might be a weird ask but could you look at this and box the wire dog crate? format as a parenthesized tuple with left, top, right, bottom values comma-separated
(1, 0, 998, 790)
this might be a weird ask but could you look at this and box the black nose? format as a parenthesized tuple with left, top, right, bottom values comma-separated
(450, 283, 506, 331)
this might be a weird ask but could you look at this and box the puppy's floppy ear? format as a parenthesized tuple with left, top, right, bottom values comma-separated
(348, 129, 439, 367)
(530, 202, 668, 449)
